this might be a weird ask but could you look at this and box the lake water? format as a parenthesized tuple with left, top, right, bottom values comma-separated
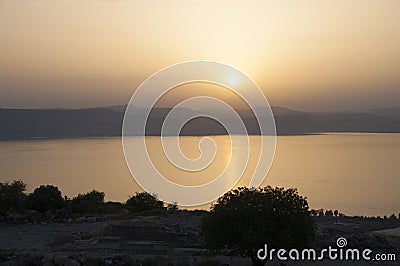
(0, 134, 399, 216)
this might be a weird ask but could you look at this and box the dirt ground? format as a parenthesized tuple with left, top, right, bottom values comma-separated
(0, 214, 399, 265)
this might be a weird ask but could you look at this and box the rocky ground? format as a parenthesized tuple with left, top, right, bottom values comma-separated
(0, 213, 399, 266)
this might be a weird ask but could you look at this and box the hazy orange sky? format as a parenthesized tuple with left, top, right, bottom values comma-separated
(0, 0, 399, 111)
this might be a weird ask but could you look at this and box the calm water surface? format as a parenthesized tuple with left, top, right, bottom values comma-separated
(0, 134, 399, 216)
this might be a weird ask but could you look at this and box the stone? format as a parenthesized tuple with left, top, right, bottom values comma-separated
(65, 258, 81, 266)
(53, 253, 69, 265)
(87, 217, 96, 223)
(75, 217, 87, 223)
(42, 253, 54, 266)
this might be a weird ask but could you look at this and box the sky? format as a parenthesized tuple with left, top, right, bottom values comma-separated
(0, 0, 399, 111)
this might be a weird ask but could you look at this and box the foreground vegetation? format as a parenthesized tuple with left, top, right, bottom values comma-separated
(1, 180, 399, 265)
(0, 180, 175, 223)
(202, 187, 315, 265)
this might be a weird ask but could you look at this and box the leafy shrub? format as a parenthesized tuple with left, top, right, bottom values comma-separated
(28, 185, 64, 214)
(126, 192, 164, 213)
(0, 180, 27, 215)
(68, 190, 106, 214)
(201, 186, 314, 266)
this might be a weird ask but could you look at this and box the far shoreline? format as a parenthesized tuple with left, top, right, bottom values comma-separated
(2, 131, 400, 142)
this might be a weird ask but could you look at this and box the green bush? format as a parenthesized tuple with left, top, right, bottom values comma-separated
(201, 186, 314, 266)
(84, 256, 103, 266)
(28, 185, 64, 214)
(0, 180, 27, 215)
(68, 190, 106, 214)
(126, 192, 164, 213)
(0, 250, 10, 262)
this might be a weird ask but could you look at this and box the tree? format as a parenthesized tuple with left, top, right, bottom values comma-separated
(28, 185, 64, 214)
(167, 202, 178, 212)
(126, 192, 164, 213)
(69, 190, 106, 213)
(201, 186, 314, 266)
(0, 180, 27, 215)
(325, 209, 333, 217)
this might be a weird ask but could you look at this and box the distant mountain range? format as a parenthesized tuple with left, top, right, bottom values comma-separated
(0, 105, 399, 140)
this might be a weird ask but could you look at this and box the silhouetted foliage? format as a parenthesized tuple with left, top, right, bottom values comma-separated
(69, 190, 106, 214)
(167, 202, 178, 212)
(28, 185, 64, 214)
(0, 180, 27, 215)
(201, 186, 314, 266)
(310, 209, 317, 217)
(126, 192, 164, 213)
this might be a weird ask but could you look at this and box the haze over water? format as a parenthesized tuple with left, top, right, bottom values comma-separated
(0, 133, 399, 217)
